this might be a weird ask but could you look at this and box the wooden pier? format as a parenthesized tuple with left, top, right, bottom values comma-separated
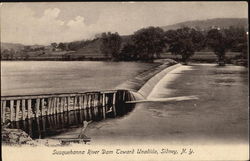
(1, 90, 135, 124)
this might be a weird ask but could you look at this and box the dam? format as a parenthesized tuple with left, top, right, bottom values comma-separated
(1, 60, 179, 139)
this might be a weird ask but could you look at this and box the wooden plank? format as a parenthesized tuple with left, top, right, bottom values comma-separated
(94, 94, 98, 117)
(73, 96, 77, 110)
(90, 94, 94, 119)
(53, 97, 57, 114)
(52, 97, 56, 114)
(67, 97, 70, 111)
(35, 98, 40, 117)
(21, 99, 26, 120)
(1, 90, 119, 101)
(83, 94, 87, 109)
(102, 93, 106, 119)
(53, 97, 56, 114)
(79, 95, 83, 110)
(2, 100, 6, 123)
(64, 97, 67, 112)
(82, 94, 88, 120)
(15, 100, 21, 121)
(27, 99, 32, 119)
(112, 92, 117, 117)
(41, 98, 45, 116)
(61, 97, 65, 113)
(10, 100, 14, 121)
(87, 94, 92, 120)
(47, 98, 52, 115)
(1, 93, 83, 100)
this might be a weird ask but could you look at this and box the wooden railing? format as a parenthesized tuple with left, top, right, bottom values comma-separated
(1, 90, 135, 123)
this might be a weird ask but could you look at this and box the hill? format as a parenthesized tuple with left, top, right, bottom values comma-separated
(1, 18, 247, 61)
(67, 36, 132, 60)
(1, 42, 25, 51)
(161, 18, 248, 31)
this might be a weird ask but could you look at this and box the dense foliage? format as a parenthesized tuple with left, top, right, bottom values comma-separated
(131, 27, 165, 61)
(100, 32, 122, 60)
(206, 27, 247, 65)
(165, 27, 205, 64)
(1, 25, 248, 66)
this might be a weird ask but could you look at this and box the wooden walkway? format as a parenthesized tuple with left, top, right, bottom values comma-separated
(1, 90, 135, 123)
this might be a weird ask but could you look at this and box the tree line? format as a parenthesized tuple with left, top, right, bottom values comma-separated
(100, 26, 248, 65)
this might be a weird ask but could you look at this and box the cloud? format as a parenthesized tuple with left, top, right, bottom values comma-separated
(1, 5, 98, 45)
(67, 16, 85, 27)
(44, 8, 60, 18)
(1, 2, 247, 45)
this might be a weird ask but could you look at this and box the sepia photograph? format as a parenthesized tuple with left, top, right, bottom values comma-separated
(1, 1, 249, 161)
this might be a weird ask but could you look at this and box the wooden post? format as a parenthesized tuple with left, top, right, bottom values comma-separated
(73, 96, 77, 110)
(10, 100, 14, 121)
(64, 97, 67, 112)
(15, 100, 20, 121)
(35, 98, 40, 117)
(27, 99, 32, 119)
(61, 97, 65, 113)
(87, 94, 92, 120)
(51, 98, 54, 115)
(83, 94, 88, 120)
(112, 92, 117, 117)
(67, 97, 70, 111)
(94, 94, 99, 117)
(54, 97, 57, 114)
(102, 93, 106, 119)
(41, 98, 45, 116)
(2, 100, 6, 123)
(54, 97, 58, 114)
(90, 94, 94, 119)
(75, 96, 79, 110)
(79, 95, 83, 110)
(22, 99, 26, 120)
(47, 98, 52, 115)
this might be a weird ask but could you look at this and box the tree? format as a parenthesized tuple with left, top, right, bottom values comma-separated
(165, 27, 205, 64)
(58, 42, 66, 51)
(132, 27, 165, 61)
(224, 27, 248, 59)
(51, 43, 57, 51)
(206, 28, 232, 66)
(119, 43, 138, 61)
(100, 32, 122, 60)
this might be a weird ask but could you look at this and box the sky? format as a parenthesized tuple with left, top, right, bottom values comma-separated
(0, 2, 248, 45)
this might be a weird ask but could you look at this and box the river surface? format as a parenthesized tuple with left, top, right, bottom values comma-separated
(1, 62, 248, 146)
(1, 61, 158, 96)
(78, 64, 247, 145)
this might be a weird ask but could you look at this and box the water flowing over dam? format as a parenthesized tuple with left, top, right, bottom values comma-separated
(1, 60, 179, 139)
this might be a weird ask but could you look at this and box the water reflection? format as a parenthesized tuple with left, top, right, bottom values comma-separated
(10, 103, 135, 139)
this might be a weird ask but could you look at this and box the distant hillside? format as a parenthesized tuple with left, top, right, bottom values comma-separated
(1, 42, 25, 51)
(68, 36, 132, 59)
(1, 18, 247, 60)
(161, 18, 248, 31)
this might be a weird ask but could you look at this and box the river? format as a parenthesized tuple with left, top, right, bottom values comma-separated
(1, 61, 159, 96)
